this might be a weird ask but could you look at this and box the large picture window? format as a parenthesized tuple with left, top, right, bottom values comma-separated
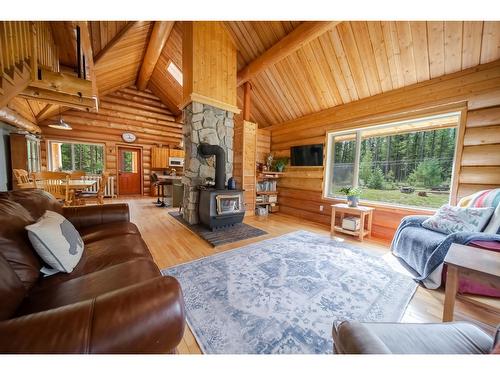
(48, 140, 105, 174)
(324, 113, 460, 209)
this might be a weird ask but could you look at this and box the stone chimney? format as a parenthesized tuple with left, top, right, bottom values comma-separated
(182, 101, 234, 224)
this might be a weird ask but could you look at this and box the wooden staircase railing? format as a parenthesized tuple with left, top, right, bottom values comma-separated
(0, 21, 95, 111)
(0, 22, 33, 106)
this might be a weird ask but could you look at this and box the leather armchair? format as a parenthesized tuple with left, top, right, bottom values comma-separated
(332, 321, 495, 354)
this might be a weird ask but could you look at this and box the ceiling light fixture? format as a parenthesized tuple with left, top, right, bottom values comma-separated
(48, 109, 72, 131)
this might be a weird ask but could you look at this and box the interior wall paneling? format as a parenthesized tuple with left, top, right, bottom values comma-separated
(182, 21, 238, 112)
(455, 104, 500, 201)
(39, 86, 182, 195)
(271, 60, 500, 241)
(233, 117, 257, 216)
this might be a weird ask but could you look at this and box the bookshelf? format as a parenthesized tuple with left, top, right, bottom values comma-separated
(255, 171, 283, 214)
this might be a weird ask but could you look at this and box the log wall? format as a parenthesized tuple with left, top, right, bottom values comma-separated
(269, 60, 500, 241)
(39, 86, 183, 195)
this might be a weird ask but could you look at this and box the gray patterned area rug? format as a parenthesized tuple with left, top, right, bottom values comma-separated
(162, 230, 417, 354)
(168, 211, 267, 247)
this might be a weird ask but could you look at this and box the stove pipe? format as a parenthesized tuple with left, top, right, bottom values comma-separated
(198, 143, 226, 190)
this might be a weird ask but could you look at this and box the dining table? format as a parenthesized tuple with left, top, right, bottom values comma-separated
(56, 179, 97, 206)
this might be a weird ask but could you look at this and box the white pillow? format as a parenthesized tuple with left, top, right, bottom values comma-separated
(421, 204, 494, 235)
(25, 210, 84, 273)
(483, 204, 500, 234)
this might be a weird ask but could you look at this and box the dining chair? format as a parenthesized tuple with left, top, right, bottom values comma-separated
(76, 172, 109, 205)
(38, 176, 71, 205)
(13, 169, 31, 184)
(32, 171, 70, 187)
(69, 170, 86, 179)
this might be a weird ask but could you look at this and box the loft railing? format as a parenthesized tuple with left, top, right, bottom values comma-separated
(0, 21, 59, 82)
(0, 21, 96, 112)
(32, 21, 59, 74)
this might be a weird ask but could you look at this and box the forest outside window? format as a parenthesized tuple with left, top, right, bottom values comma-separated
(324, 112, 460, 209)
(48, 140, 105, 174)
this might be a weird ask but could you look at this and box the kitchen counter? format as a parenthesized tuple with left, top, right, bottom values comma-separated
(157, 175, 182, 180)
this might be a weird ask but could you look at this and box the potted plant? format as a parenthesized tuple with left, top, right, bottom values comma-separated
(339, 186, 362, 207)
(273, 157, 289, 172)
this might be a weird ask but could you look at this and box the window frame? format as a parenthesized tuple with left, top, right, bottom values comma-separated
(47, 139, 106, 174)
(322, 111, 464, 210)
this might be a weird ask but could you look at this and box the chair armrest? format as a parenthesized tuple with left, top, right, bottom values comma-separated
(0, 276, 186, 353)
(63, 203, 130, 230)
(332, 321, 392, 354)
(400, 215, 431, 227)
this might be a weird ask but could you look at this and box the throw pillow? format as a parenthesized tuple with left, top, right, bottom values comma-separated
(483, 204, 500, 234)
(422, 204, 494, 235)
(25, 210, 84, 273)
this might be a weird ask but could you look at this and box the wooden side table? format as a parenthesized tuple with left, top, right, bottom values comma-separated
(330, 203, 374, 242)
(442, 243, 500, 322)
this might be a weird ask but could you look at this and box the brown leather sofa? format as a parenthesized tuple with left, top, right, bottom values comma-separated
(0, 189, 186, 354)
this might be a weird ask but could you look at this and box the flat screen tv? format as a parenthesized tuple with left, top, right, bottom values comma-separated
(290, 144, 323, 166)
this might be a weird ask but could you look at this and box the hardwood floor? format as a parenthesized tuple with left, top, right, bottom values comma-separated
(115, 197, 499, 354)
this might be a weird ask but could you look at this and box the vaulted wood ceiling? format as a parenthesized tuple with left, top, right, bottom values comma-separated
(147, 21, 500, 127)
(6, 21, 500, 128)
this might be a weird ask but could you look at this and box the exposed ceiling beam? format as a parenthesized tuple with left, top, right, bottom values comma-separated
(36, 103, 63, 122)
(237, 21, 341, 87)
(136, 21, 175, 91)
(94, 21, 137, 64)
(0, 107, 41, 134)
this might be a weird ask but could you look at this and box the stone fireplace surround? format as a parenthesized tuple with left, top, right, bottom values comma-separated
(182, 101, 235, 224)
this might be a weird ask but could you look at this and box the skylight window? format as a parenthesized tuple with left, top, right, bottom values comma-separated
(167, 61, 183, 86)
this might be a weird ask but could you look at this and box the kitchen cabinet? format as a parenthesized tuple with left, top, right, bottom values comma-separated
(169, 149, 185, 158)
(151, 146, 169, 169)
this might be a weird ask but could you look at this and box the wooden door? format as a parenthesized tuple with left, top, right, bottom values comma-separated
(118, 147, 142, 195)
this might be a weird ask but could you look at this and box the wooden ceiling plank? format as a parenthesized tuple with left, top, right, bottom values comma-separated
(395, 21, 418, 86)
(327, 28, 359, 102)
(427, 21, 445, 79)
(409, 21, 430, 83)
(337, 22, 371, 99)
(136, 21, 175, 91)
(285, 53, 322, 110)
(444, 21, 464, 74)
(351, 21, 382, 96)
(274, 59, 310, 117)
(262, 66, 300, 120)
(366, 21, 393, 93)
(382, 21, 405, 88)
(462, 21, 483, 69)
(298, 43, 336, 108)
(237, 21, 339, 86)
(308, 38, 343, 106)
(480, 21, 500, 64)
(94, 21, 137, 64)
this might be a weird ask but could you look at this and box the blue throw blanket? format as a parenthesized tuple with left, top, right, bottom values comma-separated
(391, 215, 500, 283)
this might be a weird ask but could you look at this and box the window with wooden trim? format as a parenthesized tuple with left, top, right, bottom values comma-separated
(48, 140, 105, 174)
(324, 112, 461, 209)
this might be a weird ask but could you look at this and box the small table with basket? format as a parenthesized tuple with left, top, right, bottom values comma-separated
(330, 203, 375, 242)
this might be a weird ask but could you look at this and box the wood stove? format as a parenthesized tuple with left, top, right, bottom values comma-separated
(197, 143, 245, 230)
(198, 188, 245, 230)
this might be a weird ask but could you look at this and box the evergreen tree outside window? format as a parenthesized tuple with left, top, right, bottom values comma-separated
(324, 113, 460, 209)
(48, 141, 105, 174)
